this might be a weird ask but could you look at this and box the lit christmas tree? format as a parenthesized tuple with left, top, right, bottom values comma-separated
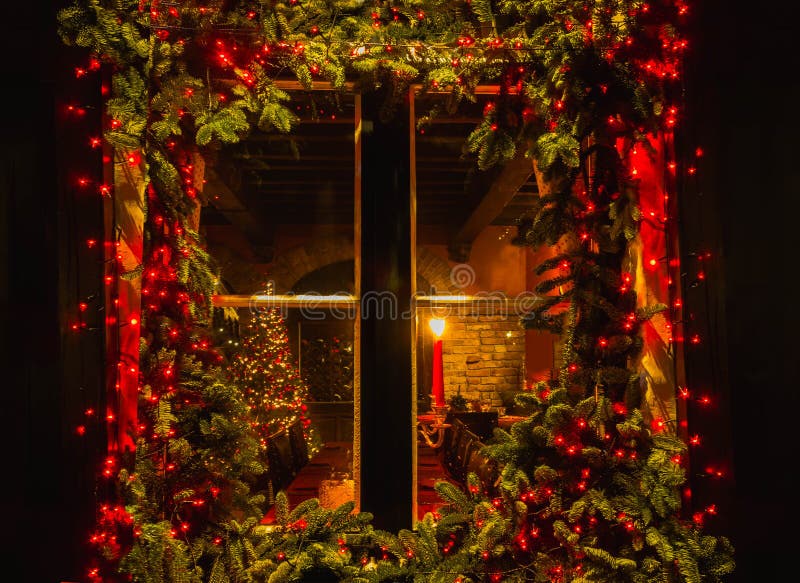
(230, 297, 319, 455)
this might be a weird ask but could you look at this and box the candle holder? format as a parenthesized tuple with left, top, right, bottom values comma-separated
(417, 404, 451, 449)
(432, 404, 449, 420)
(417, 417, 451, 449)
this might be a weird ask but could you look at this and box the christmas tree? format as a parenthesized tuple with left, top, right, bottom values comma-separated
(229, 302, 319, 454)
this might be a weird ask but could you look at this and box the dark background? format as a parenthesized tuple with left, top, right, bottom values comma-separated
(2, 2, 107, 581)
(681, 1, 799, 580)
(1, 1, 796, 581)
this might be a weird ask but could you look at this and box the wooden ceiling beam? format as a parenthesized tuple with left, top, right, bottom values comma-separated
(447, 150, 535, 262)
(410, 83, 516, 96)
(204, 167, 276, 261)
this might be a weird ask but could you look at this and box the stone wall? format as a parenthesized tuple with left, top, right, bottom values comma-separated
(441, 315, 525, 407)
(260, 237, 530, 408)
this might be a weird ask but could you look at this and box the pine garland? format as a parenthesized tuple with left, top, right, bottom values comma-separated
(58, 1, 733, 581)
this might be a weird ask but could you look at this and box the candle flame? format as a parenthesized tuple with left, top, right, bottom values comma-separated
(429, 318, 446, 337)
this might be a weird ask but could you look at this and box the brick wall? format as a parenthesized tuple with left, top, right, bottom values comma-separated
(441, 315, 525, 407)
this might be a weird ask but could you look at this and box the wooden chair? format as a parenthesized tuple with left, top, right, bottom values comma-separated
(266, 429, 296, 494)
(452, 430, 477, 482)
(288, 419, 309, 474)
(443, 420, 464, 478)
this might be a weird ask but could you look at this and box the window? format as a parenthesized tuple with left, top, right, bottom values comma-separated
(208, 84, 561, 525)
(210, 86, 360, 511)
(410, 88, 560, 518)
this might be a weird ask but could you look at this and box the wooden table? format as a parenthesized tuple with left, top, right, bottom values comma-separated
(497, 415, 528, 429)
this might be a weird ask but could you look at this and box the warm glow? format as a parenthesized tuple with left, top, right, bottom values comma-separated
(429, 318, 446, 338)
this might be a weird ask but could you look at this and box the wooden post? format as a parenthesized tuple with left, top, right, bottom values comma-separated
(360, 89, 413, 531)
(113, 151, 146, 452)
(622, 138, 678, 429)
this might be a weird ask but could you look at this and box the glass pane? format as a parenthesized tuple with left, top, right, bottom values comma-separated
(202, 91, 356, 296)
(204, 90, 358, 514)
(413, 91, 561, 515)
(222, 306, 356, 513)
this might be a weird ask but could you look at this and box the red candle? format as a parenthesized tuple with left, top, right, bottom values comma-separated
(432, 338, 444, 407)
(429, 318, 446, 407)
